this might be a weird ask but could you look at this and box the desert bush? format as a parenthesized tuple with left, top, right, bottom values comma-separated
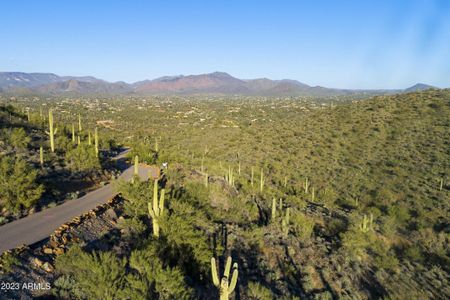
(55, 245, 127, 299)
(0, 155, 44, 212)
(65, 144, 100, 172)
(247, 281, 273, 299)
(290, 209, 315, 240)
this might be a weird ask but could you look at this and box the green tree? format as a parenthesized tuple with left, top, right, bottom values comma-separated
(8, 127, 30, 149)
(65, 144, 100, 172)
(126, 243, 193, 299)
(0, 155, 44, 212)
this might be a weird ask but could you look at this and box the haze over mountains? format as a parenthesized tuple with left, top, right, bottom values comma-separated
(0, 71, 436, 96)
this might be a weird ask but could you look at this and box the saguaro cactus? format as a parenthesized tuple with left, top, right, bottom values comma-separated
(282, 207, 290, 237)
(94, 127, 99, 157)
(46, 109, 58, 152)
(211, 256, 238, 300)
(71, 124, 76, 143)
(205, 173, 209, 187)
(78, 114, 82, 132)
(271, 198, 277, 220)
(304, 177, 309, 194)
(88, 130, 92, 145)
(260, 168, 264, 192)
(359, 213, 373, 233)
(148, 179, 165, 237)
(226, 166, 234, 186)
(134, 155, 139, 176)
(39, 146, 44, 167)
(251, 166, 254, 187)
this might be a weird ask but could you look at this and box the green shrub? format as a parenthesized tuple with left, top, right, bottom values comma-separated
(65, 143, 100, 172)
(55, 245, 126, 299)
(8, 127, 30, 149)
(290, 210, 315, 240)
(0, 155, 44, 212)
(247, 282, 273, 300)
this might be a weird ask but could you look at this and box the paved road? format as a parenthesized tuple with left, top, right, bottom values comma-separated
(0, 149, 158, 253)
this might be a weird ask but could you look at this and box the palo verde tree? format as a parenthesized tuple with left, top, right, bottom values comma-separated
(0, 155, 44, 212)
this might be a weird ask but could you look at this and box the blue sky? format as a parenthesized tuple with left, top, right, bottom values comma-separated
(0, 0, 449, 88)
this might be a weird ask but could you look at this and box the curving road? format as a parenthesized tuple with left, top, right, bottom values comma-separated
(0, 149, 158, 254)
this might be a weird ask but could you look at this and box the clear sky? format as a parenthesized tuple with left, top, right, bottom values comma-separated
(0, 0, 449, 89)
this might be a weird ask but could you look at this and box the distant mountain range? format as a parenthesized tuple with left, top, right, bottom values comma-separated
(0, 71, 437, 96)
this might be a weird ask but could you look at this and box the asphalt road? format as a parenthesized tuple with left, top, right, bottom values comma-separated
(0, 149, 157, 253)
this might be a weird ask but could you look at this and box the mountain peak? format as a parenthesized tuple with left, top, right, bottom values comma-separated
(405, 83, 436, 92)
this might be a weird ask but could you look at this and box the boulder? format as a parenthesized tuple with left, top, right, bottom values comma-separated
(42, 262, 54, 273)
(33, 257, 43, 268)
(43, 247, 53, 255)
(53, 247, 65, 256)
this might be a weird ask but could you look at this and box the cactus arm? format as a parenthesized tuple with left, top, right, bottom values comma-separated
(211, 257, 220, 287)
(159, 189, 165, 214)
(148, 203, 155, 219)
(271, 198, 276, 220)
(224, 256, 232, 278)
(152, 179, 159, 215)
(228, 264, 238, 294)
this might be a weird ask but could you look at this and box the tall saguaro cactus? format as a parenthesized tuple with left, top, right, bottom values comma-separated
(211, 256, 239, 300)
(251, 166, 254, 187)
(226, 166, 234, 186)
(282, 207, 290, 237)
(46, 109, 57, 152)
(148, 179, 165, 237)
(260, 168, 264, 192)
(359, 214, 373, 233)
(39, 146, 44, 167)
(78, 114, 82, 132)
(154, 136, 159, 152)
(271, 198, 277, 220)
(94, 127, 99, 157)
(71, 124, 76, 143)
(134, 155, 139, 176)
